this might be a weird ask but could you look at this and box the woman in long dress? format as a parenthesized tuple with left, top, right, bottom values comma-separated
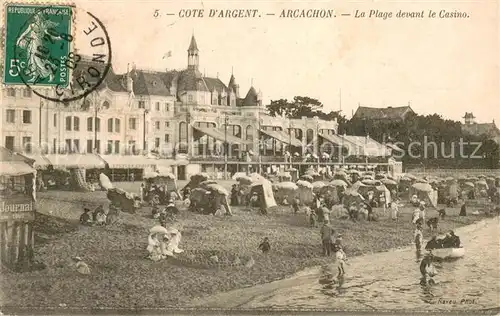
(15, 13, 62, 82)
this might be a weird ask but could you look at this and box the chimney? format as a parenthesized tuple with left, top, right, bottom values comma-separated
(126, 73, 133, 93)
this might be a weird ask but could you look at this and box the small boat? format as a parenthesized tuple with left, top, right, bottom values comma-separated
(431, 247, 465, 259)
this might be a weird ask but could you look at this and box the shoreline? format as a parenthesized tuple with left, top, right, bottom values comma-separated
(189, 216, 500, 308)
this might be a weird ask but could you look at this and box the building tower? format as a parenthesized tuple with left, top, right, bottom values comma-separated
(187, 35, 199, 70)
(463, 112, 476, 125)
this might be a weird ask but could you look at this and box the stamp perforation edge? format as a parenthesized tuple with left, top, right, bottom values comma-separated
(1, 0, 77, 92)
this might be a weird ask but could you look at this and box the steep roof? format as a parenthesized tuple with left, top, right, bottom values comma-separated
(353, 106, 414, 120)
(241, 86, 258, 107)
(463, 112, 476, 119)
(188, 35, 198, 51)
(129, 70, 172, 96)
(462, 122, 500, 137)
(203, 77, 228, 92)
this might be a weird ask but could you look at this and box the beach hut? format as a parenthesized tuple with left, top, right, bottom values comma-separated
(410, 183, 437, 208)
(296, 180, 314, 205)
(273, 182, 298, 205)
(0, 147, 38, 271)
(144, 171, 179, 199)
(250, 178, 277, 210)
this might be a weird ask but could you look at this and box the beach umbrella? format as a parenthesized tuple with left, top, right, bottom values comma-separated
(415, 178, 428, 183)
(312, 181, 326, 189)
(348, 169, 361, 175)
(150, 225, 169, 235)
(143, 171, 159, 179)
(99, 173, 113, 190)
(351, 181, 366, 191)
(274, 181, 298, 190)
(404, 173, 417, 180)
(458, 175, 467, 180)
(375, 173, 386, 180)
(249, 173, 265, 183)
(330, 179, 348, 187)
(236, 175, 252, 185)
(200, 180, 218, 187)
(381, 179, 397, 186)
(412, 182, 433, 192)
(300, 175, 314, 182)
(463, 182, 475, 188)
(205, 183, 229, 196)
(296, 180, 313, 189)
(344, 189, 365, 199)
(362, 179, 376, 186)
(445, 176, 454, 182)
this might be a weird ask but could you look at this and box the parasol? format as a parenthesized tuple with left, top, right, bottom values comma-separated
(463, 182, 475, 188)
(312, 181, 326, 189)
(99, 173, 113, 190)
(296, 180, 313, 189)
(274, 181, 298, 190)
(150, 225, 169, 235)
(381, 179, 397, 186)
(330, 179, 348, 187)
(205, 183, 229, 196)
(412, 183, 433, 192)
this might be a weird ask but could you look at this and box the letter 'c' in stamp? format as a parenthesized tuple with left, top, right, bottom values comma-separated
(3, 2, 112, 103)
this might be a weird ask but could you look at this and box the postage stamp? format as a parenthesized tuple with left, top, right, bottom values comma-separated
(4, 4, 74, 87)
(2, 2, 112, 103)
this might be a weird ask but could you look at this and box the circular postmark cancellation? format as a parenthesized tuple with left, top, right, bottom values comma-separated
(6, 4, 112, 103)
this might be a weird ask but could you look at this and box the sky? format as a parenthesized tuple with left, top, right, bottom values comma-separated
(69, 0, 498, 123)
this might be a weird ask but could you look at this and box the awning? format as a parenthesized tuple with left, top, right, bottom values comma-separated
(259, 129, 302, 147)
(192, 126, 252, 145)
(318, 133, 348, 147)
(45, 154, 106, 169)
(99, 155, 157, 169)
(21, 154, 51, 170)
(0, 161, 36, 176)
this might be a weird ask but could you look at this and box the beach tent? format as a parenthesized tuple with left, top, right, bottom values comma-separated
(296, 180, 314, 205)
(250, 178, 277, 210)
(409, 183, 437, 208)
(273, 182, 298, 204)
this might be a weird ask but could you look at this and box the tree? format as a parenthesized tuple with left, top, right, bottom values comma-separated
(266, 96, 348, 130)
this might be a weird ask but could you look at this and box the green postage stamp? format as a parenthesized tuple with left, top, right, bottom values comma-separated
(3, 4, 74, 87)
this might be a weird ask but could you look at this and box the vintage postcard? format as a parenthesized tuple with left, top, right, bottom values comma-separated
(0, 0, 499, 315)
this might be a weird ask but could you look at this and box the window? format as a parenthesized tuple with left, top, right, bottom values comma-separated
(95, 118, 101, 132)
(74, 117, 80, 131)
(178, 122, 187, 153)
(22, 137, 32, 153)
(155, 137, 160, 148)
(138, 101, 145, 109)
(65, 116, 72, 131)
(22, 110, 32, 123)
(108, 118, 113, 132)
(128, 140, 136, 154)
(6, 109, 15, 123)
(129, 118, 136, 130)
(115, 119, 121, 132)
(53, 113, 57, 127)
(7, 88, 16, 97)
(5, 136, 14, 150)
(73, 140, 80, 153)
(155, 121, 160, 130)
(102, 101, 110, 109)
(165, 121, 169, 128)
(165, 103, 170, 112)
(114, 140, 120, 154)
(155, 102, 160, 111)
(53, 138, 57, 154)
(87, 117, 93, 131)
(95, 140, 101, 153)
(23, 88, 32, 97)
(87, 140, 93, 153)
(188, 95, 193, 103)
(107, 140, 113, 154)
(65, 139, 72, 153)
(164, 134, 170, 143)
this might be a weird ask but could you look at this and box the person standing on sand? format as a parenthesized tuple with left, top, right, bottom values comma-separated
(320, 220, 335, 256)
(390, 200, 400, 221)
(459, 200, 467, 216)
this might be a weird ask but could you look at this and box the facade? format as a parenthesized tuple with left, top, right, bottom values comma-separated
(461, 112, 500, 144)
(1, 35, 342, 160)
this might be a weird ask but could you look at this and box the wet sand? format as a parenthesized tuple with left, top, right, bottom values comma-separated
(190, 217, 500, 312)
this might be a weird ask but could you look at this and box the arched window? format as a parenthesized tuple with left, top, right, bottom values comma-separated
(102, 101, 110, 109)
(108, 118, 114, 132)
(65, 116, 72, 131)
(179, 122, 187, 153)
(306, 129, 314, 144)
(232, 125, 241, 138)
(115, 118, 121, 133)
(87, 117, 93, 131)
(246, 125, 253, 151)
(73, 117, 80, 131)
(295, 129, 303, 140)
(95, 118, 101, 132)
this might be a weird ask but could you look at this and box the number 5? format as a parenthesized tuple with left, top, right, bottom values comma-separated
(9, 59, 20, 77)
(153, 9, 159, 17)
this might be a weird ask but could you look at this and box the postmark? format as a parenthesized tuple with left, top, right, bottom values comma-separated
(3, 3, 112, 103)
